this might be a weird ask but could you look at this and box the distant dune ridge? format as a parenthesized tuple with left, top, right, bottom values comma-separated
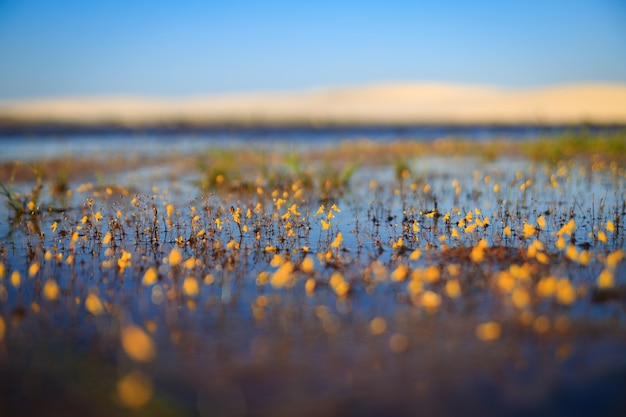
(1, 82, 625, 126)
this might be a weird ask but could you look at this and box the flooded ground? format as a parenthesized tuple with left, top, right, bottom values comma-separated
(0, 130, 625, 416)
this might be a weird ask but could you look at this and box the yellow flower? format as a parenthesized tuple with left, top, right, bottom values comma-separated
(0, 317, 5, 340)
(537, 215, 547, 229)
(288, 204, 301, 217)
(118, 250, 132, 271)
(606, 250, 624, 269)
(445, 279, 461, 298)
(597, 269, 614, 289)
(555, 278, 576, 305)
(409, 249, 421, 260)
(330, 232, 343, 249)
(142, 267, 158, 286)
(231, 207, 241, 224)
(271, 261, 294, 288)
(558, 219, 576, 236)
(305, 278, 316, 295)
(565, 245, 578, 262)
(314, 205, 325, 217)
(182, 277, 199, 297)
(94, 211, 102, 222)
(321, 219, 331, 230)
(369, 317, 387, 335)
(102, 232, 112, 245)
(331, 204, 341, 213)
(117, 371, 153, 409)
(43, 280, 60, 300)
(503, 226, 512, 236)
(536, 276, 556, 298)
(598, 231, 607, 243)
(391, 264, 409, 282)
(168, 248, 182, 266)
(28, 262, 39, 277)
(10, 270, 20, 288)
(512, 288, 530, 309)
(85, 293, 104, 315)
(523, 222, 536, 239)
(329, 272, 350, 297)
(183, 257, 196, 270)
(270, 254, 284, 267)
(50, 221, 58, 232)
(475, 322, 501, 342)
(301, 257, 315, 273)
(606, 220, 615, 233)
(420, 291, 441, 314)
(121, 325, 156, 362)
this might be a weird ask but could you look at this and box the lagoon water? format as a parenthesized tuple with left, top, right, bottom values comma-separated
(1, 126, 625, 416)
(0, 125, 584, 162)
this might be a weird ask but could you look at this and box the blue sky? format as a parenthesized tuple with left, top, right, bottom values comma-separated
(0, 0, 625, 99)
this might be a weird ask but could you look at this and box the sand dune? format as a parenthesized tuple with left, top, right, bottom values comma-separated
(1, 83, 625, 126)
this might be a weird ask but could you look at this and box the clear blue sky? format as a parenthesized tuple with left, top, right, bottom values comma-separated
(0, 0, 625, 99)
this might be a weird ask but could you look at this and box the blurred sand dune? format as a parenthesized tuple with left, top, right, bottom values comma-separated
(1, 83, 625, 126)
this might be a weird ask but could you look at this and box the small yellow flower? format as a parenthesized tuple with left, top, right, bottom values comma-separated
(183, 257, 196, 270)
(409, 249, 421, 260)
(43, 280, 60, 300)
(142, 267, 158, 286)
(321, 219, 331, 230)
(121, 325, 156, 362)
(10, 270, 20, 288)
(391, 264, 409, 282)
(168, 248, 182, 266)
(330, 232, 343, 249)
(476, 322, 501, 342)
(420, 291, 441, 314)
(305, 278, 316, 295)
(28, 262, 39, 277)
(50, 221, 58, 232)
(606, 220, 615, 233)
(369, 317, 387, 335)
(606, 250, 624, 269)
(537, 215, 547, 229)
(445, 279, 461, 298)
(85, 293, 104, 315)
(271, 261, 294, 288)
(117, 371, 153, 409)
(301, 257, 315, 273)
(597, 269, 614, 289)
(523, 223, 536, 239)
(182, 277, 199, 297)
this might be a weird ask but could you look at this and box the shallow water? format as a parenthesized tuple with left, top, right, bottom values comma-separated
(0, 132, 625, 416)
